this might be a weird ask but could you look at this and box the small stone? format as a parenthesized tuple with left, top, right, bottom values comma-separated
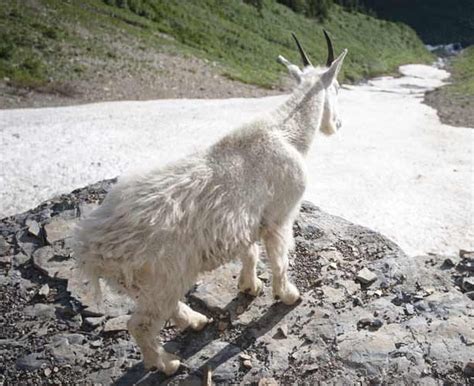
(329, 263, 337, 270)
(26, 219, 42, 238)
(243, 359, 252, 369)
(460, 250, 474, 260)
(0, 255, 11, 264)
(258, 378, 278, 386)
(44, 368, 52, 377)
(13, 253, 30, 266)
(16, 353, 47, 370)
(405, 304, 415, 315)
(53, 366, 59, 373)
(356, 268, 377, 285)
(39, 284, 50, 297)
(85, 316, 106, 327)
(217, 320, 229, 331)
(104, 315, 130, 332)
(442, 256, 460, 268)
(303, 363, 319, 372)
(462, 277, 474, 292)
(357, 318, 383, 331)
(90, 339, 103, 348)
(101, 361, 111, 369)
(0, 237, 10, 256)
(236, 305, 245, 315)
(274, 324, 288, 339)
(463, 361, 474, 377)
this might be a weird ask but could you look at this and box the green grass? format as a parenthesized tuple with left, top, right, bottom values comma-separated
(445, 46, 474, 97)
(0, 0, 433, 91)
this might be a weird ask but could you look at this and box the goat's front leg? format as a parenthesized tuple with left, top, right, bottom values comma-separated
(238, 243, 263, 296)
(262, 224, 300, 305)
(128, 310, 180, 375)
(172, 301, 212, 331)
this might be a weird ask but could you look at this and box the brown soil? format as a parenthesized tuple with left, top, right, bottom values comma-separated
(0, 52, 288, 109)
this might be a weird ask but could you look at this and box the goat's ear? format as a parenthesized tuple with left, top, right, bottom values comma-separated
(278, 55, 303, 82)
(321, 49, 347, 88)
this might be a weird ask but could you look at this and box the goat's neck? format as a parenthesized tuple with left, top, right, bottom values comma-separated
(275, 79, 325, 155)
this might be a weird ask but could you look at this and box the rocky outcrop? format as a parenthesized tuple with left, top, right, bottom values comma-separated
(0, 180, 472, 385)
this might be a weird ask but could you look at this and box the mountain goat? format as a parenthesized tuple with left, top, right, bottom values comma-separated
(74, 31, 347, 375)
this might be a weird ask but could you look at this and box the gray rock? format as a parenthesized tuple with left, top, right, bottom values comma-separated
(46, 333, 90, 365)
(38, 284, 50, 297)
(79, 202, 99, 219)
(191, 262, 241, 313)
(356, 267, 378, 285)
(85, 316, 106, 327)
(67, 274, 134, 317)
(322, 286, 345, 304)
(0, 237, 10, 256)
(23, 303, 56, 320)
(2, 181, 473, 385)
(44, 214, 78, 244)
(405, 304, 415, 315)
(462, 277, 474, 292)
(185, 340, 241, 382)
(16, 353, 48, 370)
(25, 219, 42, 238)
(13, 252, 29, 266)
(464, 361, 474, 377)
(0, 254, 11, 264)
(32, 245, 75, 280)
(103, 315, 130, 332)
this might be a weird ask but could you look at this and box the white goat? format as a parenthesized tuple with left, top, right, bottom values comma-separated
(74, 31, 347, 375)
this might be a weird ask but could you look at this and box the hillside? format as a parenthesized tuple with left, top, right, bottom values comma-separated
(0, 0, 432, 107)
(425, 46, 474, 128)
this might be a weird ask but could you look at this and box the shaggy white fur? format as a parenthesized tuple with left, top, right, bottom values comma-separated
(74, 36, 347, 375)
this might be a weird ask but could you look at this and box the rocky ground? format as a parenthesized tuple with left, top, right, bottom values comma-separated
(1, 180, 473, 385)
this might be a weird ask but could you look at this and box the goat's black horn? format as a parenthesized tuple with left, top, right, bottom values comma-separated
(323, 29, 335, 67)
(291, 32, 312, 67)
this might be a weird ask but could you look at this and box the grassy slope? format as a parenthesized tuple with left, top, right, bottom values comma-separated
(0, 0, 432, 91)
(446, 46, 474, 98)
(424, 46, 474, 128)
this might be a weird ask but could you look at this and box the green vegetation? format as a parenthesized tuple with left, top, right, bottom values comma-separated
(0, 0, 432, 92)
(443, 46, 474, 98)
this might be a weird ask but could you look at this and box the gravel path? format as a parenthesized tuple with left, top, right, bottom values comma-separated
(0, 64, 472, 256)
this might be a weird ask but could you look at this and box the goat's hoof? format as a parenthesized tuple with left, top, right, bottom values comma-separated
(189, 314, 213, 331)
(275, 282, 300, 305)
(160, 353, 181, 376)
(238, 277, 263, 297)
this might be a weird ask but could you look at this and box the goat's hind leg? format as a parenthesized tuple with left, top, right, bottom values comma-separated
(238, 243, 263, 296)
(172, 301, 212, 331)
(128, 309, 180, 375)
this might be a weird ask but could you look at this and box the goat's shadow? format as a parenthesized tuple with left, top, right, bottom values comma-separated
(114, 293, 299, 385)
